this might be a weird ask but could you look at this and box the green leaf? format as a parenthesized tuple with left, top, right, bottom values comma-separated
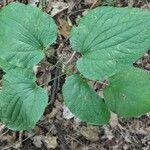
(104, 67, 150, 118)
(70, 7, 150, 80)
(0, 58, 14, 72)
(62, 75, 110, 125)
(0, 2, 57, 69)
(0, 68, 48, 130)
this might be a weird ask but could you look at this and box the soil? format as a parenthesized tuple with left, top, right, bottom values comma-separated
(0, 0, 150, 150)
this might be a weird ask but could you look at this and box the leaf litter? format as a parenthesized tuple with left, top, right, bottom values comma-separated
(0, 0, 150, 149)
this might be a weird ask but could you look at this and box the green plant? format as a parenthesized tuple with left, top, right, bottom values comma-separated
(0, 3, 150, 131)
(63, 7, 150, 124)
(0, 3, 57, 130)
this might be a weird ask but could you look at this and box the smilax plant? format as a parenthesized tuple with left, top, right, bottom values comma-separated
(0, 2, 150, 131)
(63, 6, 150, 125)
(0, 3, 57, 130)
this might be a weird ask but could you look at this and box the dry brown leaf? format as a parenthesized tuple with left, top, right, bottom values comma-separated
(58, 18, 72, 39)
(63, 105, 74, 119)
(28, 0, 39, 6)
(0, 123, 5, 134)
(84, 0, 99, 5)
(85, 0, 101, 8)
(79, 126, 99, 141)
(110, 112, 119, 127)
(142, 3, 150, 9)
(32, 135, 43, 148)
(51, 2, 69, 16)
(103, 126, 114, 140)
(35, 63, 52, 86)
(6, 133, 17, 144)
(128, 0, 134, 6)
(44, 135, 58, 149)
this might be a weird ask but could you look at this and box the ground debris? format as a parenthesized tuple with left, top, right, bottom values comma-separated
(0, 0, 150, 150)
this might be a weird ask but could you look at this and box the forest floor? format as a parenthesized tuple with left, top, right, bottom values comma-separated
(0, 0, 150, 150)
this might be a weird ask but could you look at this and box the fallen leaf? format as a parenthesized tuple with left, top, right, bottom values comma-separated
(110, 112, 119, 127)
(80, 126, 99, 141)
(58, 18, 72, 39)
(33, 135, 43, 148)
(0, 123, 5, 133)
(35, 63, 52, 86)
(84, 0, 99, 6)
(103, 126, 114, 140)
(128, 0, 134, 6)
(51, 2, 69, 16)
(28, 0, 39, 6)
(44, 135, 58, 149)
(63, 105, 74, 119)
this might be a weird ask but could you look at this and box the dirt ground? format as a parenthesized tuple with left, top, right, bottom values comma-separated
(0, 0, 150, 150)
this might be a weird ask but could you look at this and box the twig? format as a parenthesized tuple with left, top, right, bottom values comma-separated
(49, 63, 61, 105)
(98, 81, 108, 86)
(52, 6, 69, 17)
(68, 9, 87, 17)
(0, 129, 9, 137)
(66, 51, 77, 66)
(2, 131, 34, 150)
(52, 55, 74, 74)
(49, 73, 66, 86)
(66, 135, 85, 147)
(19, 131, 23, 147)
(54, 122, 70, 150)
(2, 145, 13, 150)
(90, 0, 99, 9)
(22, 133, 35, 142)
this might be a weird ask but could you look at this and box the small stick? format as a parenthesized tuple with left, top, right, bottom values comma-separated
(19, 131, 23, 147)
(0, 129, 9, 137)
(49, 64, 61, 105)
(66, 51, 77, 66)
(2, 131, 23, 150)
(54, 122, 69, 150)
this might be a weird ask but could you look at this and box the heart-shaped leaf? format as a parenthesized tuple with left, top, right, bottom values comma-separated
(0, 58, 14, 72)
(70, 7, 150, 80)
(63, 75, 110, 125)
(0, 3, 57, 69)
(104, 67, 150, 118)
(0, 68, 48, 130)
